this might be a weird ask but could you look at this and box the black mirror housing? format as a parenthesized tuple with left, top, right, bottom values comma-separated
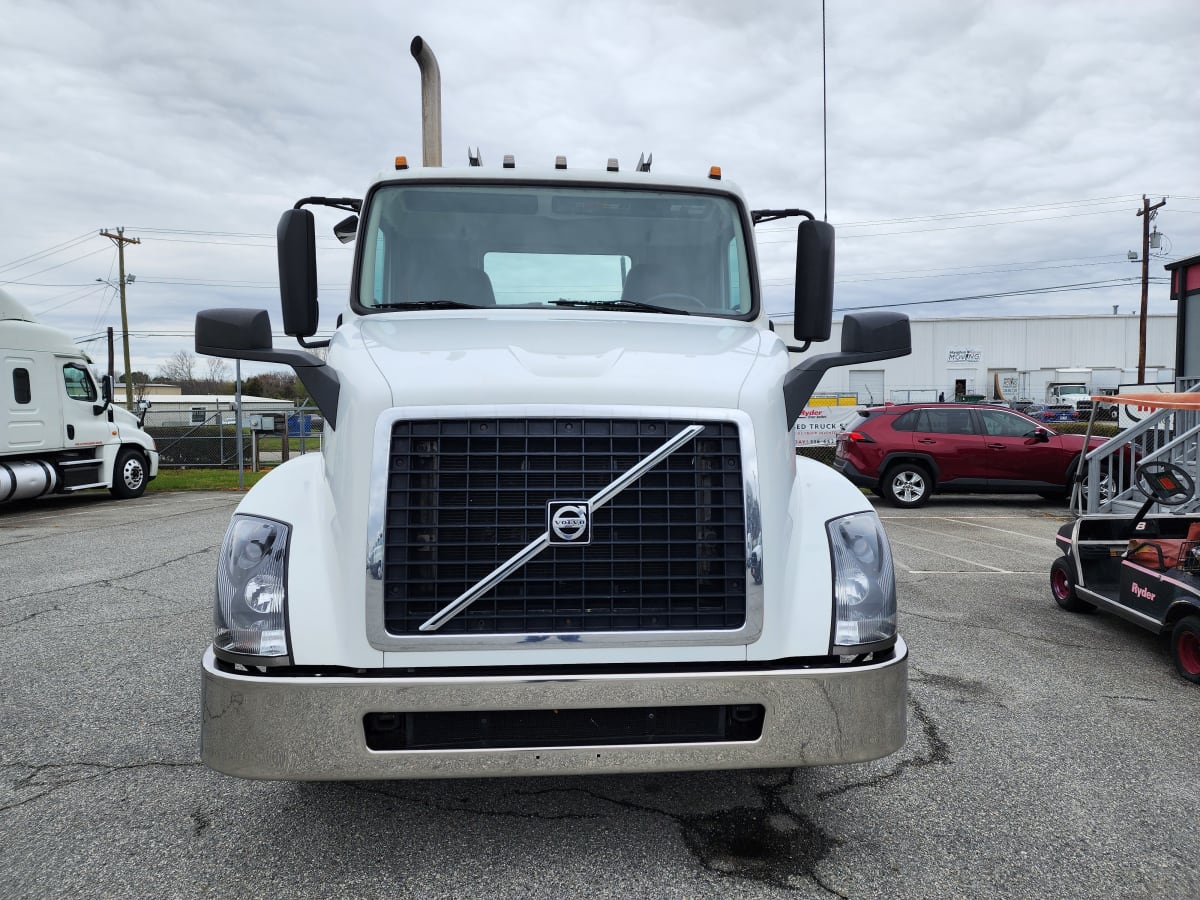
(278, 208, 319, 337)
(196, 308, 275, 355)
(333, 214, 359, 244)
(840, 310, 911, 356)
(195, 308, 341, 429)
(793, 219, 834, 343)
(781, 310, 912, 428)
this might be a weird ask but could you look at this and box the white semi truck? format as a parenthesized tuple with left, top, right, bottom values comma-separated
(1, 288, 158, 504)
(194, 38, 912, 780)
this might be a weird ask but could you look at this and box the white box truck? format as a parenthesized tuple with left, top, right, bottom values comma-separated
(193, 38, 912, 780)
(1, 288, 158, 504)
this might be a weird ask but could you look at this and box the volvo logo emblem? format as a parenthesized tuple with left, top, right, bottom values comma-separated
(548, 501, 591, 545)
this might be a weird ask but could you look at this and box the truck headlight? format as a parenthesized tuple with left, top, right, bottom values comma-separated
(827, 511, 897, 651)
(215, 515, 290, 660)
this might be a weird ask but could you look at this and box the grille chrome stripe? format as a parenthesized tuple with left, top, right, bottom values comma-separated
(364, 405, 763, 652)
(419, 424, 706, 632)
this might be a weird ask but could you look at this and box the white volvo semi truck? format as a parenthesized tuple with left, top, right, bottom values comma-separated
(194, 38, 912, 780)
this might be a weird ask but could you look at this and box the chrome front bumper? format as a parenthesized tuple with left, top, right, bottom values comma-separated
(200, 641, 908, 780)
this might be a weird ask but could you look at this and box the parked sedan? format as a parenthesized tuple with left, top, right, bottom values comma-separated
(834, 402, 1109, 507)
(1023, 403, 1080, 423)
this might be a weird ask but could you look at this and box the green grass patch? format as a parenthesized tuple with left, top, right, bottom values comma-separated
(149, 468, 272, 492)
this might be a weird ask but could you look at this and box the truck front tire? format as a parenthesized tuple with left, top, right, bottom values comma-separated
(111, 448, 148, 499)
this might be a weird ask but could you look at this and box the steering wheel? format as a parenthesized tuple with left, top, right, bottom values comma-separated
(1136, 461, 1196, 507)
(643, 292, 707, 312)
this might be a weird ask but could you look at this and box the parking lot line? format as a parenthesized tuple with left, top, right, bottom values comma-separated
(904, 570, 1045, 575)
(888, 537, 1014, 573)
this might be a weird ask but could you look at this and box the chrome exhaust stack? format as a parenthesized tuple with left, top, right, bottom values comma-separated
(410, 36, 442, 167)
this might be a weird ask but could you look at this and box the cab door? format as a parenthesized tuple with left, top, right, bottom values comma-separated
(57, 359, 111, 450)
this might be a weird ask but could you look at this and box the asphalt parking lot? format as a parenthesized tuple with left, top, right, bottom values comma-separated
(2, 491, 1198, 899)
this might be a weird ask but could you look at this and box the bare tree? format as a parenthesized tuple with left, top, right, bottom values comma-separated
(206, 356, 230, 388)
(158, 349, 196, 385)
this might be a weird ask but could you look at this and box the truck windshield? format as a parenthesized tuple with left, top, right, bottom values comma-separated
(356, 184, 753, 317)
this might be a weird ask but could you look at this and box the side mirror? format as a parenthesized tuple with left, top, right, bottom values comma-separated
(840, 310, 911, 356)
(792, 219, 834, 343)
(93, 374, 113, 415)
(333, 214, 359, 244)
(277, 208, 319, 338)
(782, 310, 912, 428)
(1033, 427, 1051, 443)
(195, 308, 340, 429)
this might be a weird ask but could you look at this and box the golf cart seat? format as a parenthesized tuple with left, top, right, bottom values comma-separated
(1127, 521, 1200, 570)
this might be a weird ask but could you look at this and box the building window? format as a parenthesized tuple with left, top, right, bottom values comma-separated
(62, 364, 97, 402)
(191, 407, 208, 425)
(12, 368, 31, 404)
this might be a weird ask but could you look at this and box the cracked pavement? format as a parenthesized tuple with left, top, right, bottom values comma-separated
(2, 492, 1199, 898)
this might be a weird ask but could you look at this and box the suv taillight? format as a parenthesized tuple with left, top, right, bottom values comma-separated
(841, 431, 874, 443)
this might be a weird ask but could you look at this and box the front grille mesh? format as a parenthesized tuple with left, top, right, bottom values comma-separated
(382, 418, 746, 635)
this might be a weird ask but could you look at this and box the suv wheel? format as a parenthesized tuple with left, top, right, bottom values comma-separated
(882, 463, 931, 508)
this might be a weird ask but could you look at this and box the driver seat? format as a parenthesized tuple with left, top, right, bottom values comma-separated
(621, 263, 685, 302)
(1127, 521, 1200, 570)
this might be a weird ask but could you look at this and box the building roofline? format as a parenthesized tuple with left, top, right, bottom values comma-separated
(1164, 253, 1200, 271)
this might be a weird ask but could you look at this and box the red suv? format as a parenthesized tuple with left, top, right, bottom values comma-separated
(834, 403, 1110, 507)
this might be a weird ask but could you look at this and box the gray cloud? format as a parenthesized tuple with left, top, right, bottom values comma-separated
(1, 0, 1197, 376)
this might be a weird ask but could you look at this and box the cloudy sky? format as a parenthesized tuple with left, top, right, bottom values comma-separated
(2, 0, 1198, 378)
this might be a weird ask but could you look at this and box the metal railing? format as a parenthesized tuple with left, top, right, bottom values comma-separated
(1072, 382, 1200, 515)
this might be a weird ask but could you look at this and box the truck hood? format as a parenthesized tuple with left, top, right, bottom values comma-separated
(356, 311, 770, 409)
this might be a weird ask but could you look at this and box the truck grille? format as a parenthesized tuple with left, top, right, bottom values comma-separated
(381, 417, 747, 635)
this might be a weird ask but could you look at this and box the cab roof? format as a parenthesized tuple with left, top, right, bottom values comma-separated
(364, 164, 750, 203)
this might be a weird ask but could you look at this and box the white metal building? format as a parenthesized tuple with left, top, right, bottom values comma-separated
(788, 313, 1177, 404)
(140, 394, 295, 428)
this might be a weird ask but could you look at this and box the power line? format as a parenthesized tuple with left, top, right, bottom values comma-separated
(756, 194, 1145, 233)
(0, 246, 112, 285)
(136, 233, 343, 248)
(35, 285, 108, 316)
(0, 231, 96, 274)
(756, 208, 1130, 243)
(832, 277, 1169, 313)
(763, 255, 1143, 286)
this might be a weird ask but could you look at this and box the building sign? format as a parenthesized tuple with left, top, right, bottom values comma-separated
(946, 348, 982, 365)
(793, 396, 861, 448)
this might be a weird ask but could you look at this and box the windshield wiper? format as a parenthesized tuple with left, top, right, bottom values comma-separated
(548, 299, 690, 316)
(372, 299, 481, 310)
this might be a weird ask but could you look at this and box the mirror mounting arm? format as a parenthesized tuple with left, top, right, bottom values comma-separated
(782, 310, 912, 428)
(195, 308, 340, 429)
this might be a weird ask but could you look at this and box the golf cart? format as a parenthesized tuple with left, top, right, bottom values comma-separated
(1052, 456, 1200, 685)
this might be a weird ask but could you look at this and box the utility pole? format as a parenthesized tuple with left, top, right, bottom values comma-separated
(99, 228, 141, 409)
(1136, 196, 1166, 382)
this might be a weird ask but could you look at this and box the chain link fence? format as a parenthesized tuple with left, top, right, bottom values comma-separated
(147, 405, 325, 469)
(146, 405, 1117, 473)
